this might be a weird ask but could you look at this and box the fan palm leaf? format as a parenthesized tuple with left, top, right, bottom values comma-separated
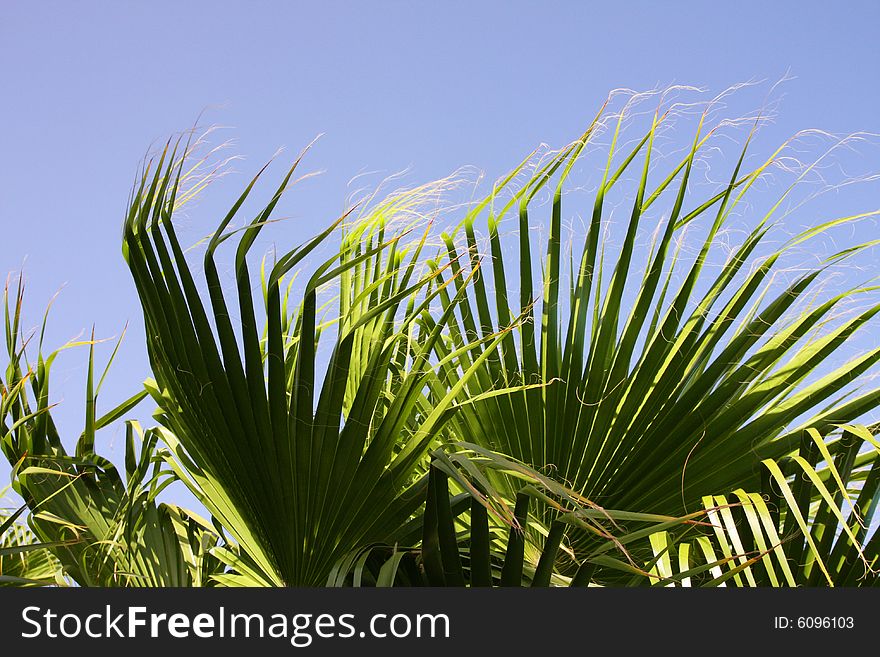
(428, 98, 880, 540)
(122, 140, 519, 586)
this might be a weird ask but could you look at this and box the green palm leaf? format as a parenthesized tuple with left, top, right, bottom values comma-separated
(427, 100, 880, 567)
(640, 424, 879, 587)
(123, 141, 504, 585)
(1, 280, 215, 586)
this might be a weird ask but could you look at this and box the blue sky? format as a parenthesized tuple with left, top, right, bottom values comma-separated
(2, 1, 879, 503)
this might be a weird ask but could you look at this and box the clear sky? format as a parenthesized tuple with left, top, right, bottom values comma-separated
(2, 1, 879, 502)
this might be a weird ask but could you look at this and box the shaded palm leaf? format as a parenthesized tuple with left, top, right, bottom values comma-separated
(1, 500, 65, 586)
(330, 445, 718, 587)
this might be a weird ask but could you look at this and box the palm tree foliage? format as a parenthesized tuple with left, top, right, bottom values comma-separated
(1, 493, 63, 586)
(4, 90, 880, 587)
(328, 446, 721, 587)
(330, 426, 880, 587)
(430, 99, 880, 543)
(120, 139, 525, 586)
(648, 424, 880, 587)
(1, 279, 219, 586)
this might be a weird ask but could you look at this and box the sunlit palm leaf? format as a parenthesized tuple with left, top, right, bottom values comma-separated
(641, 424, 879, 586)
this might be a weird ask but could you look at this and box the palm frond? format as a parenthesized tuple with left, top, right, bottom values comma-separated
(638, 424, 878, 587)
(1, 279, 215, 586)
(122, 141, 511, 585)
(427, 99, 880, 550)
